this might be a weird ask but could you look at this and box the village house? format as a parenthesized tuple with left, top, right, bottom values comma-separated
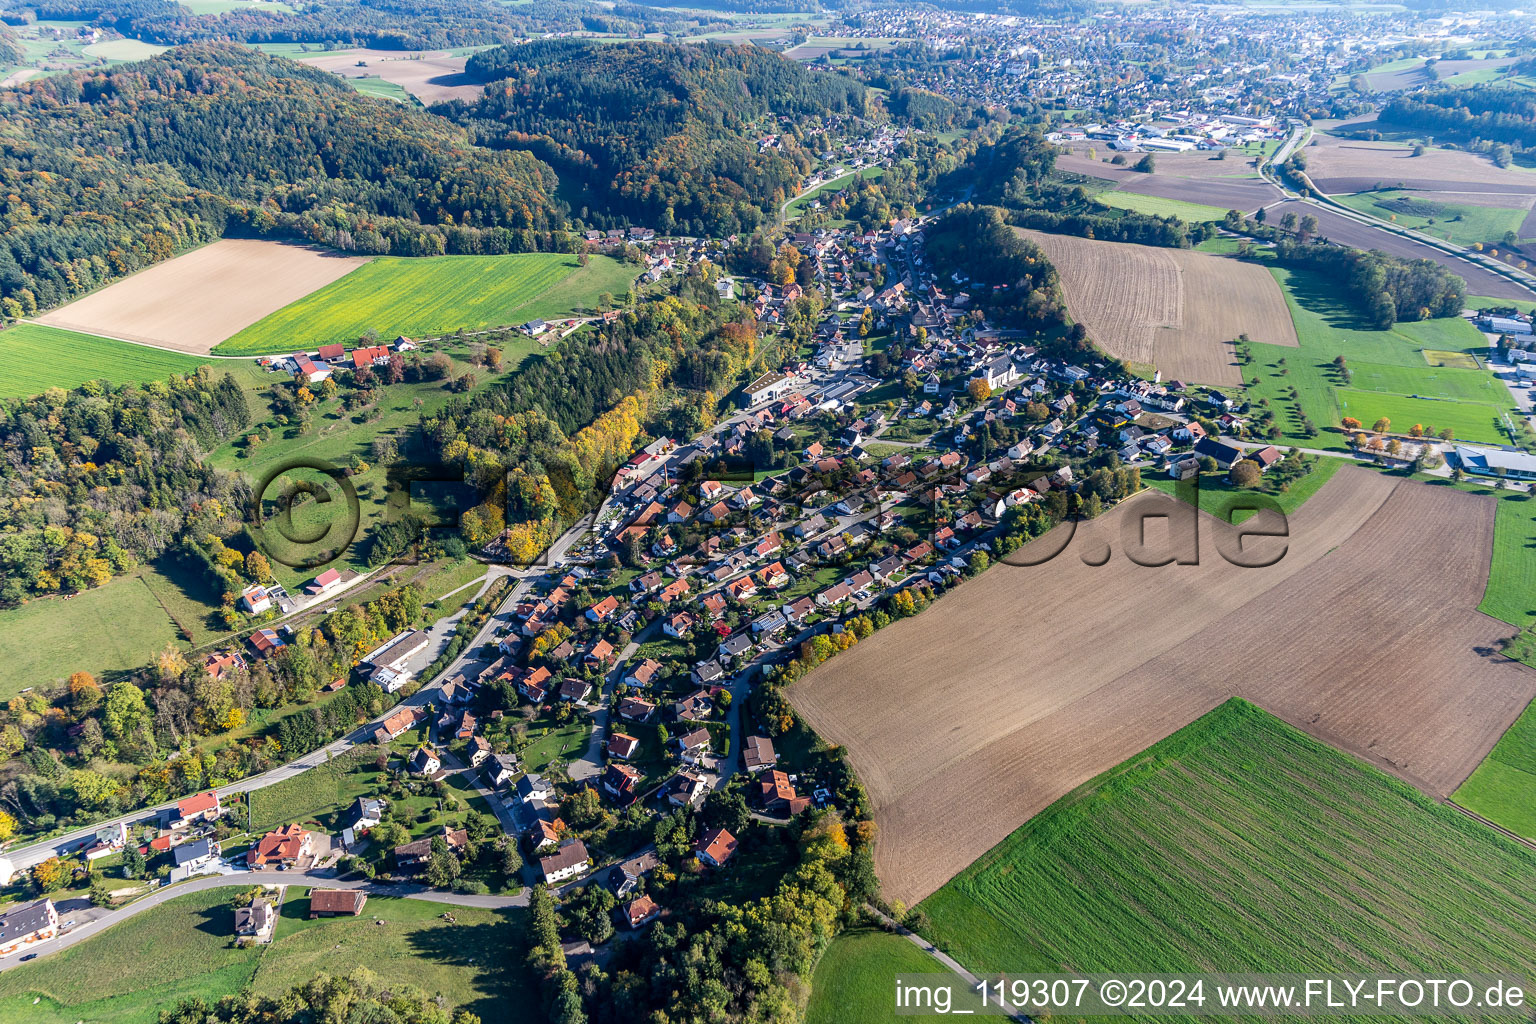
(757, 770, 812, 817)
(0, 899, 57, 958)
(170, 837, 220, 882)
(602, 762, 643, 803)
(396, 827, 467, 872)
(625, 895, 662, 930)
(663, 770, 707, 808)
(742, 735, 777, 773)
(409, 746, 442, 776)
(374, 705, 424, 744)
(248, 824, 313, 869)
(607, 732, 641, 760)
(671, 726, 712, 765)
(309, 889, 368, 917)
(235, 898, 276, 942)
(696, 827, 738, 868)
(540, 839, 591, 883)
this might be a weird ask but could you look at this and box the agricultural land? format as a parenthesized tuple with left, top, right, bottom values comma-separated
(295, 48, 484, 104)
(0, 323, 213, 398)
(789, 468, 1536, 905)
(917, 701, 1536, 990)
(214, 253, 635, 355)
(1020, 229, 1298, 385)
(34, 240, 370, 354)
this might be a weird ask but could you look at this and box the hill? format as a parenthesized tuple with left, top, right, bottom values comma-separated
(450, 39, 867, 236)
(0, 44, 569, 319)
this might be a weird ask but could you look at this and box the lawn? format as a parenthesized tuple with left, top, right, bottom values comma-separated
(1142, 454, 1342, 522)
(1479, 491, 1536, 627)
(1466, 294, 1536, 315)
(247, 747, 388, 831)
(1095, 190, 1230, 223)
(1336, 387, 1512, 444)
(786, 167, 885, 221)
(209, 337, 542, 588)
(805, 928, 988, 1023)
(1423, 348, 1483, 369)
(0, 888, 261, 1024)
(917, 700, 1536, 985)
(1240, 267, 1512, 451)
(518, 713, 592, 774)
(0, 575, 180, 693)
(252, 894, 531, 1024)
(0, 322, 215, 399)
(214, 253, 634, 355)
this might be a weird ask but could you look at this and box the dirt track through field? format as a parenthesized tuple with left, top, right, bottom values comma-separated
(788, 468, 1536, 905)
(1021, 230, 1297, 384)
(36, 240, 369, 353)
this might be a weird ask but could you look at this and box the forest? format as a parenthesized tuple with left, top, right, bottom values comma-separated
(923, 204, 1072, 338)
(446, 39, 868, 237)
(0, 0, 609, 49)
(0, 45, 571, 315)
(0, 370, 251, 608)
(1380, 85, 1536, 151)
(1271, 237, 1467, 327)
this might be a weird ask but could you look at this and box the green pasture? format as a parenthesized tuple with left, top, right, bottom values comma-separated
(214, 253, 634, 355)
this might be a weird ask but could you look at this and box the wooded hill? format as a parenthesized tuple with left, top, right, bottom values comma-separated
(0, 44, 571, 315)
(448, 39, 869, 237)
(0, 0, 609, 50)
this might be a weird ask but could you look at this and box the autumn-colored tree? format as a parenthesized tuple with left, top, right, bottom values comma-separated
(1230, 459, 1263, 488)
(69, 671, 101, 712)
(1373, 417, 1391, 434)
(0, 809, 15, 843)
(244, 550, 274, 585)
(31, 856, 68, 892)
(1409, 423, 1424, 437)
(967, 378, 992, 402)
(1341, 416, 1361, 430)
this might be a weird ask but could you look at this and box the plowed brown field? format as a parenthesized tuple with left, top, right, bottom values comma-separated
(36, 240, 368, 353)
(787, 468, 1536, 905)
(1021, 230, 1298, 384)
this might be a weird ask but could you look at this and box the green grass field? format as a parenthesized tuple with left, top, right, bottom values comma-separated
(248, 747, 389, 831)
(82, 38, 165, 61)
(806, 929, 987, 1023)
(252, 894, 529, 1022)
(1454, 694, 1536, 840)
(1479, 492, 1536, 627)
(0, 888, 529, 1024)
(1143, 455, 1342, 522)
(1242, 267, 1512, 451)
(1095, 190, 1230, 223)
(786, 166, 886, 222)
(1333, 189, 1530, 247)
(0, 323, 215, 399)
(346, 75, 415, 103)
(918, 700, 1536, 988)
(214, 253, 634, 355)
(0, 888, 261, 1024)
(1337, 387, 1511, 444)
(1466, 294, 1536, 315)
(0, 575, 179, 693)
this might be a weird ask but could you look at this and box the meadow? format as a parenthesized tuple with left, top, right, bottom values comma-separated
(1336, 388, 1513, 444)
(0, 576, 180, 693)
(1094, 190, 1230, 222)
(1479, 491, 1536, 627)
(1334, 189, 1529, 247)
(1243, 267, 1512, 450)
(0, 323, 214, 398)
(805, 929, 988, 1023)
(214, 253, 634, 355)
(251, 894, 530, 1023)
(0, 888, 529, 1024)
(917, 701, 1536, 987)
(1454, 696, 1536, 841)
(0, 888, 261, 1024)
(786, 167, 886, 222)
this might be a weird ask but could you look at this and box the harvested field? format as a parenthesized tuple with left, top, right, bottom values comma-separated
(36, 240, 368, 354)
(788, 468, 1536, 905)
(296, 49, 482, 104)
(1020, 229, 1297, 385)
(1307, 136, 1536, 195)
(1365, 56, 1511, 92)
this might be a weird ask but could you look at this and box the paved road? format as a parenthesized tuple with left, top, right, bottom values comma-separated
(0, 869, 525, 972)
